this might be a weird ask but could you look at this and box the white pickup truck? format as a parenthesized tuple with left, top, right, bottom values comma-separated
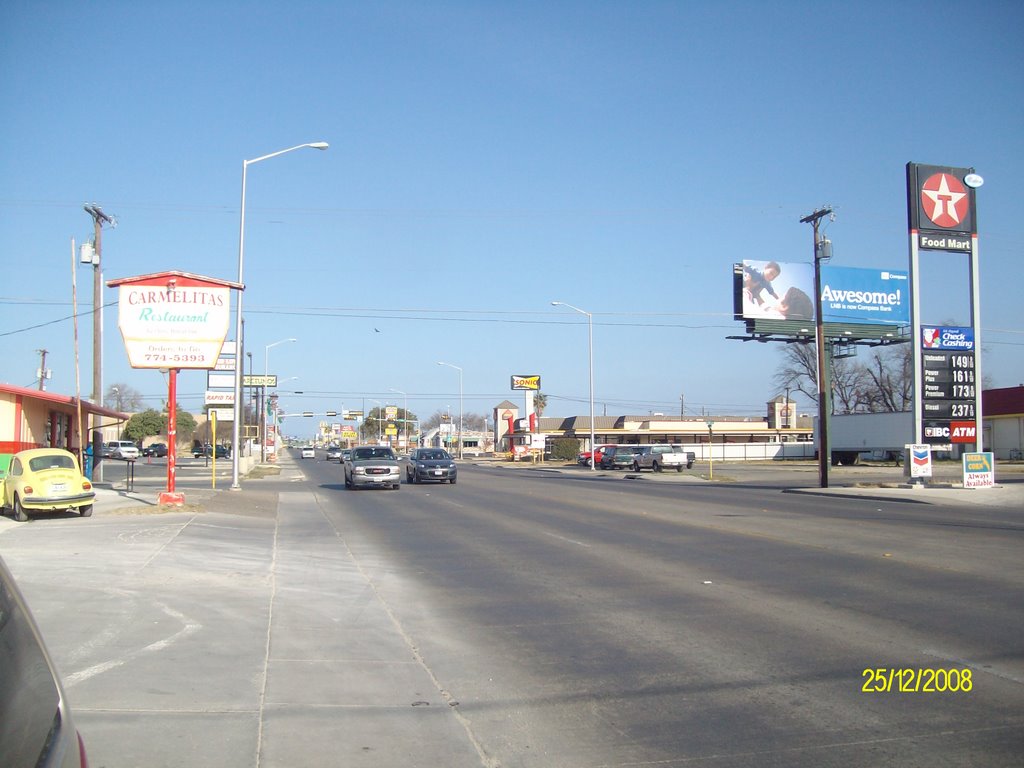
(632, 444, 696, 472)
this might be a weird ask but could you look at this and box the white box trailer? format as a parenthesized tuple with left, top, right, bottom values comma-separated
(818, 411, 914, 465)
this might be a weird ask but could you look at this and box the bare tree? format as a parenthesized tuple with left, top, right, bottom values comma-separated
(773, 342, 875, 414)
(105, 383, 144, 411)
(858, 346, 913, 412)
(422, 410, 485, 431)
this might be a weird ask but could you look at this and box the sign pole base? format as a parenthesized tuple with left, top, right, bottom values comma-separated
(158, 491, 186, 506)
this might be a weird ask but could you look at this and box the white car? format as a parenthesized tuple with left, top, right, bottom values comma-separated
(106, 440, 140, 460)
(300, 446, 315, 459)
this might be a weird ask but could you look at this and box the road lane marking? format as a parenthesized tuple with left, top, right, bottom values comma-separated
(543, 531, 591, 548)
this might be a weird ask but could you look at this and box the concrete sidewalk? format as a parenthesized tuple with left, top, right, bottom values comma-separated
(0, 451, 486, 767)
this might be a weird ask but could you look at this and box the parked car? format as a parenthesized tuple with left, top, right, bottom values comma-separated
(344, 446, 401, 490)
(1, 448, 95, 521)
(142, 442, 168, 458)
(600, 445, 641, 470)
(192, 443, 230, 459)
(631, 444, 696, 472)
(106, 440, 140, 460)
(300, 446, 316, 459)
(578, 444, 615, 467)
(406, 448, 457, 484)
(0, 554, 88, 767)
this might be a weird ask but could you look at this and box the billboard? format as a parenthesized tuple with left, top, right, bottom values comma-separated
(736, 261, 909, 326)
(738, 260, 815, 322)
(820, 266, 909, 325)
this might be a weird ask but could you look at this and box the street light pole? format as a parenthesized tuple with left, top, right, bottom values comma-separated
(262, 338, 297, 462)
(706, 420, 714, 480)
(551, 301, 595, 471)
(437, 362, 463, 459)
(231, 142, 328, 490)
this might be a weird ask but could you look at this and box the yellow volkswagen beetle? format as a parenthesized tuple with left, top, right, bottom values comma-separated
(2, 448, 95, 522)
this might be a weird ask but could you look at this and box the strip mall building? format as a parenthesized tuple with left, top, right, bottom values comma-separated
(0, 383, 127, 455)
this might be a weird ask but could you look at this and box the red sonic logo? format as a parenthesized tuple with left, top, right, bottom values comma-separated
(920, 173, 970, 228)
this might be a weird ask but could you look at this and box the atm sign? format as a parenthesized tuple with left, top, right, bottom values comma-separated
(950, 421, 977, 443)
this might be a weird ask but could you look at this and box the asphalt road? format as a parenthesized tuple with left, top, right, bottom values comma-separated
(309, 458, 1024, 767)
(1, 452, 1021, 767)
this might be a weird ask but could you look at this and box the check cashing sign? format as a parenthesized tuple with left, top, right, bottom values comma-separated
(108, 271, 242, 369)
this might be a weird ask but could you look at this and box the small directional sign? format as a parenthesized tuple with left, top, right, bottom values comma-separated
(244, 375, 278, 387)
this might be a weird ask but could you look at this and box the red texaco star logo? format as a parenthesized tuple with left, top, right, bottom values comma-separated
(920, 173, 969, 228)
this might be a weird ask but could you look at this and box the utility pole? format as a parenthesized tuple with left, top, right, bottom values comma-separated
(680, 393, 685, 418)
(800, 206, 833, 489)
(84, 204, 114, 482)
(36, 349, 49, 391)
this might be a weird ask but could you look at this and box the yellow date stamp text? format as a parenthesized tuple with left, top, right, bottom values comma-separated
(862, 667, 972, 693)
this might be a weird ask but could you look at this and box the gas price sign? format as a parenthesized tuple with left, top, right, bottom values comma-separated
(920, 327, 978, 445)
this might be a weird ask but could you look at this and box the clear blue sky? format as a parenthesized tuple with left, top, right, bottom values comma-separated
(2, 1, 1021, 438)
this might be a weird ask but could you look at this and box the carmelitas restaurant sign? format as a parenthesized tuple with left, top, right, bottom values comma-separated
(107, 271, 242, 370)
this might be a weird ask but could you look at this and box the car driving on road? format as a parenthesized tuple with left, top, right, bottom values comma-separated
(405, 448, 457, 484)
(344, 445, 401, 489)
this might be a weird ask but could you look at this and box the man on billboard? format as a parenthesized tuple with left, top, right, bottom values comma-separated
(742, 261, 781, 306)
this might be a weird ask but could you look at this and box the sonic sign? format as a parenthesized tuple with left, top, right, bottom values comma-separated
(511, 375, 541, 391)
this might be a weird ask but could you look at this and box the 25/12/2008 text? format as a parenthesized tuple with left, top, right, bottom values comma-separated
(862, 667, 972, 693)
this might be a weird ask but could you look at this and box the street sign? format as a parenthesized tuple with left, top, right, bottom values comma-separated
(208, 372, 234, 389)
(205, 390, 235, 405)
